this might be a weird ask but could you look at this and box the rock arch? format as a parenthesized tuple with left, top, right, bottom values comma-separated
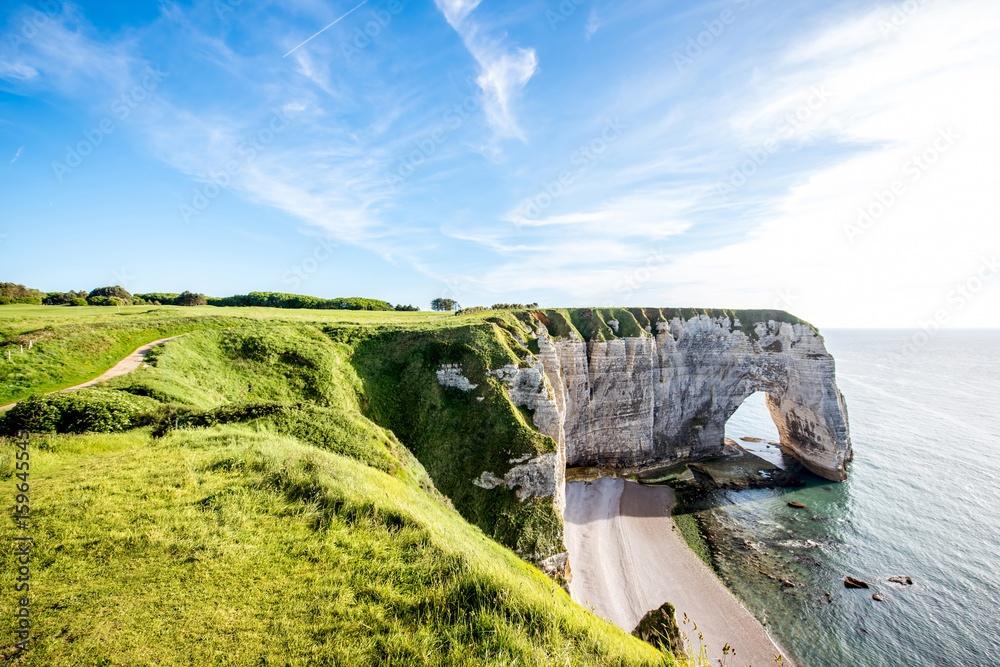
(529, 313, 852, 481)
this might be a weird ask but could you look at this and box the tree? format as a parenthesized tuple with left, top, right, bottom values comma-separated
(176, 291, 208, 306)
(88, 285, 133, 301)
(431, 298, 459, 311)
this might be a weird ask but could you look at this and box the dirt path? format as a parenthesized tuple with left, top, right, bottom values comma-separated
(0, 335, 184, 412)
(564, 477, 795, 666)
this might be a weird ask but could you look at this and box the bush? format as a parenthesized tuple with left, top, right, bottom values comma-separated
(87, 296, 122, 307)
(88, 285, 133, 301)
(176, 291, 208, 306)
(0, 283, 44, 300)
(134, 292, 180, 306)
(0, 296, 42, 305)
(491, 303, 539, 310)
(394, 304, 420, 311)
(43, 290, 88, 305)
(69, 297, 88, 307)
(207, 292, 394, 311)
(0, 390, 160, 436)
(1, 395, 60, 433)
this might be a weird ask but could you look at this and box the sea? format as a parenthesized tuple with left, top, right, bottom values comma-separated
(696, 329, 1000, 667)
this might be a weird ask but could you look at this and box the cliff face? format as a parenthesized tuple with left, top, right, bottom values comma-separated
(514, 311, 852, 482)
(412, 309, 849, 569)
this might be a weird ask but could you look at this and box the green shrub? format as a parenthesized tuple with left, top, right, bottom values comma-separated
(0, 390, 160, 436)
(88, 285, 133, 302)
(87, 296, 121, 307)
(43, 290, 88, 305)
(207, 292, 394, 311)
(0, 282, 43, 300)
(69, 298, 88, 307)
(1, 394, 60, 433)
(176, 291, 207, 306)
(0, 296, 42, 305)
(134, 292, 180, 305)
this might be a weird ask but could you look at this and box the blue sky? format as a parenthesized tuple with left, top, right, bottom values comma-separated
(1, 0, 997, 327)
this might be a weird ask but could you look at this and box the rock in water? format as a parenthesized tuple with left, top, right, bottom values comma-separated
(632, 601, 687, 658)
(888, 576, 913, 585)
(787, 501, 807, 509)
(872, 593, 885, 601)
(844, 576, 869, 589)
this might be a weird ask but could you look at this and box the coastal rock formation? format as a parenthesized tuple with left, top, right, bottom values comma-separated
(524, 310, 852, 481)
(427, 309, 850, 572)
(632, 601, 686, 657)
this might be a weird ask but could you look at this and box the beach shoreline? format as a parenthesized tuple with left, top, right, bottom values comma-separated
(564, 477, 797, 666)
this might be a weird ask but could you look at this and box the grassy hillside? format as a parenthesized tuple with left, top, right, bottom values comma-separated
(0, 427, 673, 665)
(0, 305, 450, 406)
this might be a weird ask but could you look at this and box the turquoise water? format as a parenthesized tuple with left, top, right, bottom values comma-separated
(708, 330, 1000, 667)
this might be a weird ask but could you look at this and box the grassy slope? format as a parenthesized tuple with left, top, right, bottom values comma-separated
(0, 305, 451, 405)
(0, 428, 671, 666)
(341, 319, 563, 561)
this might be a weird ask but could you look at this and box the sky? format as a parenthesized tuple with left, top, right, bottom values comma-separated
(0, 0, 998, 328)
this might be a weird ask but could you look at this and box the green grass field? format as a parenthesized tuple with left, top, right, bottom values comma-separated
(0, 305, 455, 406)
(1, 428, 676, 666)
(0, 304, 697, 665)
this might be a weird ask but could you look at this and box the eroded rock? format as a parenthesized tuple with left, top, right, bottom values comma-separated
(631, 601, 686, 658)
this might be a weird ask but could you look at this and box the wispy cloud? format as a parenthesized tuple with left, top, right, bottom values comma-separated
(9, 146, 23, 165)
(433, 0, 537, 140)
(586, 9, 601, 40)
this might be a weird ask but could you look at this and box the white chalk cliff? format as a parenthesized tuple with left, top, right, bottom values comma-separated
(500, 312, 852, 483)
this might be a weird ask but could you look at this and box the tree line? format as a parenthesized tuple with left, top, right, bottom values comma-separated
(4, 282, 537, 314)
(2, 283, 420, 311)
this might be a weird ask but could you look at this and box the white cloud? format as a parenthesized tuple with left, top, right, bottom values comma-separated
(433, 0, 537, 140)
(0, 5, 134, 97)
(435, 0, 484, 27)
(586, 9, 601, 40)
(0, 62, 38, 81)
(653, 0, 1000, 327)
(9, 146, 23, 164)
